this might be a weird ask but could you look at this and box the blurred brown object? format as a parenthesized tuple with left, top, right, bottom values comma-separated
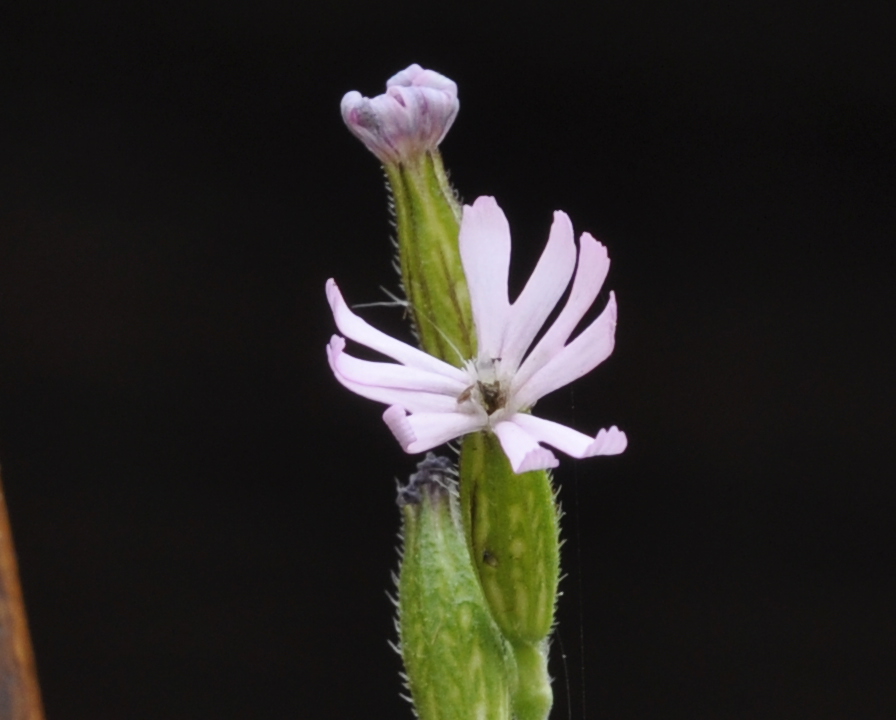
(0, 472, 45, 720)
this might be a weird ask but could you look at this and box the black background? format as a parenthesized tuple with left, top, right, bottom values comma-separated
(1, 1, 895, 718)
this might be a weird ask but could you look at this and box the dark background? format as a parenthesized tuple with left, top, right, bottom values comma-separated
(1, 1, 894, 718)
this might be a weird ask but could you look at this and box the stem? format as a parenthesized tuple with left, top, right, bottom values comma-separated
(0, 471, 46, 720)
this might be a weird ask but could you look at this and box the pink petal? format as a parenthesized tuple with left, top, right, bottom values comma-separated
(328, 335, 468, 395)
(500, 211, 578, 372)
(587, 425, 628, 455)
(512, 291, 617, 410)
(459, 197, 511, 361)
(383, 405, 486, 453)
(492, 420, 559, 474)
(509, 413, 627, 458)
(514, 233, 610, 389)
(387, 64, 458, 98)
(327, 338, 460, 414)
(326, 279, 467, 382)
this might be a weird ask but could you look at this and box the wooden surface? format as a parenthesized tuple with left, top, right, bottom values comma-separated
(0, 472, 45, 720)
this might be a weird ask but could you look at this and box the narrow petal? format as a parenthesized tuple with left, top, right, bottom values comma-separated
(459, 197, 511, 361)
(328, 335, 468, 395)
(326, 279, 468, 382)
(512, 292, 617, 410)
(500, 211, 577, 372)
(329, 364, 456, 413)
(509, 413, 627, 458)
(587, 425, 628, 455)
(492, 420, 559, 474)
(514, 233, 610, 389)
(383, 405, 485, 453)
(327, 339, 461, 414)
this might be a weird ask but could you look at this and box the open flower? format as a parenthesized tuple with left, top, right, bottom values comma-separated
(340, 64, 459, 165)
(326, 196, 627, 473)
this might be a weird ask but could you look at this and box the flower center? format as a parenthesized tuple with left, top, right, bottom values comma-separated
(476, 379, 507, 415)
(459, 358, 509, 416)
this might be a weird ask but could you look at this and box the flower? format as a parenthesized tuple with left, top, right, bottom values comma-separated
(340, 64, 459, 165)
(326, 196, 627, 473)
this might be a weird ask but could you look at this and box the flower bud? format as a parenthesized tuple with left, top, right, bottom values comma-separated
(342, 65, 474, 365)
(341, 64, 459, 166)
(398, 454, 516, 720)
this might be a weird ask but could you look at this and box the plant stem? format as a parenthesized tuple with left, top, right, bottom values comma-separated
(0, 471, 45, 720)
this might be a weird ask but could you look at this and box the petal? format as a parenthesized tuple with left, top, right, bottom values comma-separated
(500, 211, 577, 372)
(339, 92, 385, 158)
(387, 64, 458, 99)
(387, 84, 459, 149)
(326, 279, 468, 382)
(383, 405, 485, 453)
(328, 335, 468, 395)
(328, 338, 461, 413)
(514, 233, 610, 389)
(587, 425, 628, 455)
(512, 291, 617, 410)
(509, 413, 627, 458)
(386, 63, 424, 86)
(492, 420, 560, 474)
(459, 197, 511, 361)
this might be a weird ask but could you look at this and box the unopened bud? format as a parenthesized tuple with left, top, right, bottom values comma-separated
(341, 64, 459, 167)
(341, 65, 473, 364)
(398, 454, 516, 720)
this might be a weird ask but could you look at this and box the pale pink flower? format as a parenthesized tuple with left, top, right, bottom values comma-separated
(326, 196, 627, 473)
(340, 64, 459, 165)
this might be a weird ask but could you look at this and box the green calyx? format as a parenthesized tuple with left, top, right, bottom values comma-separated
(459, 432, 560, 720)
(385, 151, 475, 366)
(511, 641, 553, 720)
(399, 467, 517, 720)
(460, 431, 560, 645)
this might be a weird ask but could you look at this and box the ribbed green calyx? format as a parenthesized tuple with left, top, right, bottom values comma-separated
(385, 151, 475, 366)
(459, 431, 560, 720)
(512, 641, 553, 720)
(398, 459, 516, 720)
(459, 432, 560, 644)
